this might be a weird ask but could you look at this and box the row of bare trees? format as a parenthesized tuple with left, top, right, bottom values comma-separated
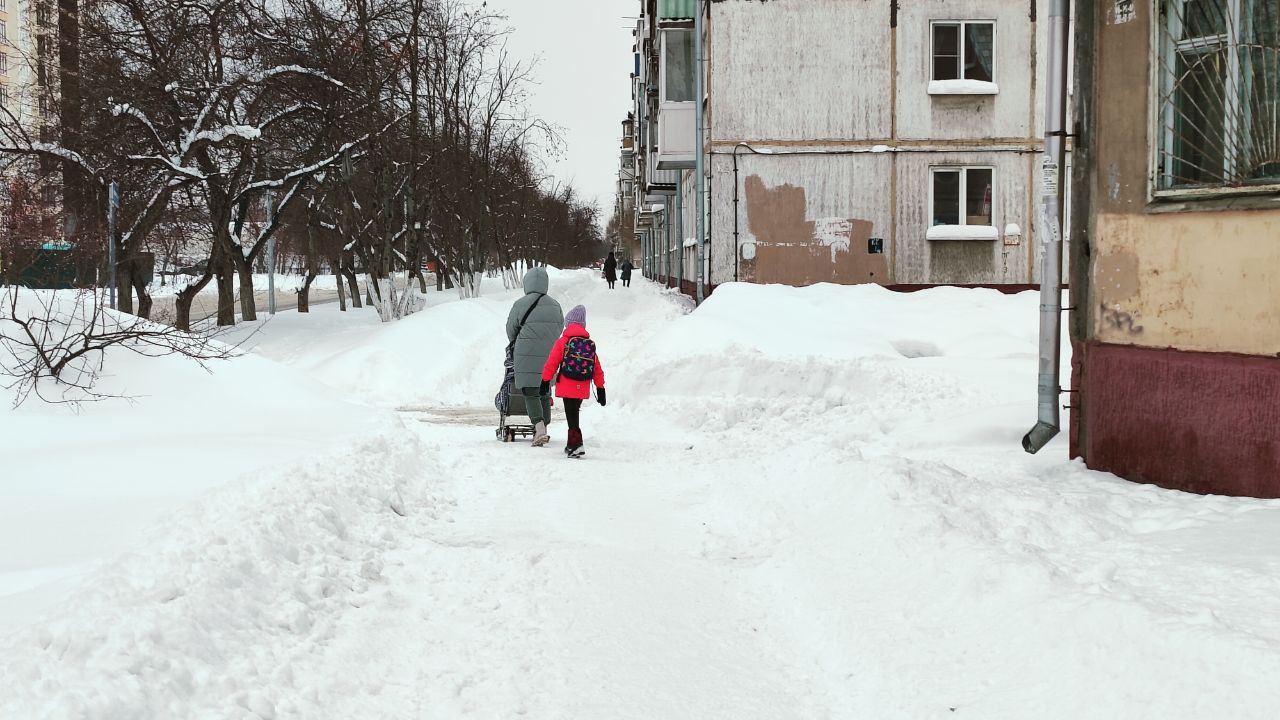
(1, 0, 605, 330)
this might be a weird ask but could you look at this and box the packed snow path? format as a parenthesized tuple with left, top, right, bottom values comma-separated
(5, 270, 1280, 718)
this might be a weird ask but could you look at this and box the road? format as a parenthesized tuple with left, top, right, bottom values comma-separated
(148, 288, 344, 325)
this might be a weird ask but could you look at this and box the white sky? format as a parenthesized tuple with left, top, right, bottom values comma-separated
(483, 0, 637, 220)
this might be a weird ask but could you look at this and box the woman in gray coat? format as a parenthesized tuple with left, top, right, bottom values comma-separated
(506, 267, 564, 445)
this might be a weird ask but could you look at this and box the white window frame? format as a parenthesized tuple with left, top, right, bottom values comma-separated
(929, 20, 997, 83)
(658, 26, 695, 106)
(1152, 0, 1280, 198)
(929, 166, 996, 228)
(0, 20, 7, 41)
(0, 53, 7, 74)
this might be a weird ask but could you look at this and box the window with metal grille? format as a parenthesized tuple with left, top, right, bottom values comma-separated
(1157, 0, 1280, 192)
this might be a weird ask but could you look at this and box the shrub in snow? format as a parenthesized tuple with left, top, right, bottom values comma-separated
(0, 287, 237, 407)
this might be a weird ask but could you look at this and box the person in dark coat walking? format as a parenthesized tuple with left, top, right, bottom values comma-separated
(620, 259, 634, 287)
(603, 252, 618, 289)
(506, 267, 564, 446)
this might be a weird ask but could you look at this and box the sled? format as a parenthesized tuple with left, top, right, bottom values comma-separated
(494, 345, 536, 443)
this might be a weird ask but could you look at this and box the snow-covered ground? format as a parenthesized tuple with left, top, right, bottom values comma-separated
(4, 270, 1280, 718)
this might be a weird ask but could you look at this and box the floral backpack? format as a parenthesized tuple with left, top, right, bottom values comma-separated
(560, 337, 597, 381)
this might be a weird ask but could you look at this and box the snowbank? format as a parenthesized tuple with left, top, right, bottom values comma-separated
(0, 290, 393, 629)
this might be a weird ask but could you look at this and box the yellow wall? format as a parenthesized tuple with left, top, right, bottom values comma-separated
(1092, 211, 1280, 355)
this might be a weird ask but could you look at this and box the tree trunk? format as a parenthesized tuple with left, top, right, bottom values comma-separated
(215, 257, 236, 326)
(335, 263, 348, 311)
(298, 271, 316, 313)
(234, 255, 257, 322)
(132, 267, 153, 320)
(174, 270, 215, 333)
(342, 267, 363, 308)
(116, 261, 134, 315)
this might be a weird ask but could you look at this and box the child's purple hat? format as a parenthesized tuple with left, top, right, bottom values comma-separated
(565, 305, 587, 328)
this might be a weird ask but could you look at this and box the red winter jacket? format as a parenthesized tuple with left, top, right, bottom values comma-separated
(541, 323, 605, 400)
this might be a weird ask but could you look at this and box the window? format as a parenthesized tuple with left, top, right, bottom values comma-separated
(0, 87, 8, 109)
(931, 167, 994, 227)
(0, 53, 7, 74)
(1157, 0, 1280, 191)
(661, 28, 694, 103)
(932, 21, 995, 82)
(0, 21, 6, 40)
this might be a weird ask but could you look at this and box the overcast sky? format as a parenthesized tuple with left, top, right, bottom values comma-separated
(482, 0, 637, 220)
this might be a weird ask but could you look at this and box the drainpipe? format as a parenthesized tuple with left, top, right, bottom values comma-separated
(665, 197, 673, 285)
(1023, 0, 1071, 454)
(675, 176, 684, 292)
(694, 0, 707, 305)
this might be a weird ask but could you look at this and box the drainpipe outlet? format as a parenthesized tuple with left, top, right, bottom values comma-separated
(1022, 421, 1060, 454)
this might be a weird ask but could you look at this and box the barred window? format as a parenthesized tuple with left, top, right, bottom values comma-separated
(1157, 0, 1280, 192)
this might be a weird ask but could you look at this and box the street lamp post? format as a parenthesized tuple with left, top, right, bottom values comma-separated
(265, 190, 276, 316)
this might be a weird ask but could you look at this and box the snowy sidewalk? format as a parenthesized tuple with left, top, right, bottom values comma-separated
(5, 270, 1280, 718)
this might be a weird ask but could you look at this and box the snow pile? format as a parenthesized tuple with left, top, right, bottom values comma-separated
(925, 224, 1001, 241)
(618, 282, 1040, 435)
(0, 431, 424, 718)
(0, 289, 393, 629)
(928, 79, 1000, 95)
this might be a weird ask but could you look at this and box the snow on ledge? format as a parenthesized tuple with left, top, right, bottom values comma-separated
(926, 225, 1000, 241)
(928, 80, 999, 96)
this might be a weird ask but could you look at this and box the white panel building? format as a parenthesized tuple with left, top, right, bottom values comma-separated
(622, 0, 1071, 297)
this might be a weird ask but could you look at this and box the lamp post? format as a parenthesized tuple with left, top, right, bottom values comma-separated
(107, 181, 119, 310)
(265, 190, 276, 315)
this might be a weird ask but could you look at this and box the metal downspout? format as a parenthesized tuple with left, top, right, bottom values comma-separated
(1023, 0, 1071, 454)
(676, 176, 684, 292)
(664, 199, 672, 285)
(694, 0, 707, 305)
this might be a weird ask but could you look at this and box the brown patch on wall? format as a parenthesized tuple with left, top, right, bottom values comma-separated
(743, 175, 889, 286)
(1095, 247, 1141, 303)
(1094, 0, 1151, 213)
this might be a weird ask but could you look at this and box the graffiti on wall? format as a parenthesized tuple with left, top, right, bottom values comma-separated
(1101, 303, 1145, 336)
(1110, 0, 1136, 25)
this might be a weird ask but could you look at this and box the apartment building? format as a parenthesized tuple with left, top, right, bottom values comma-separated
(621, 0, 1072, 298)
(1068, 0, 1280, 496)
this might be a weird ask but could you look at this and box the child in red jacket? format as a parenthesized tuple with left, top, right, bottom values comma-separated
(540, 304, 606, 458)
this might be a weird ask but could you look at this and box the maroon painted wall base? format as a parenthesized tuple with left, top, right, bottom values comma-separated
(886, 283, 1068, 295)
(1081, 341, 1280, 498)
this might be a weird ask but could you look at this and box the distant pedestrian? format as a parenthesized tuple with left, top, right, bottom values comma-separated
(620, 259, 634, 288)
(506, 267, 564, 447)
(541, 304, 606, 458)
(603, 252, 618, 289)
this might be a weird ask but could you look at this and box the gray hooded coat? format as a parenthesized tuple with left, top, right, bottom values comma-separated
(506, 267, 565, 389)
